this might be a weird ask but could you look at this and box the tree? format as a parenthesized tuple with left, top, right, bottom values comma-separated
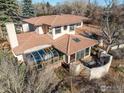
(22, 0, 35, 17)
(0, 0, 19, 23)
(71, 0, 87, 15)
(0, 0, 19, 39)
(101, 0, 124, 52)
(34, 1, 54, 16)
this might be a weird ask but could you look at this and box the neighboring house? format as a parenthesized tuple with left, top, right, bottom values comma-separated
(6, 14, 98, 64)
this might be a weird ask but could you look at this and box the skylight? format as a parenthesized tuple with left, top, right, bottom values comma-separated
(72, 38, 81, 43)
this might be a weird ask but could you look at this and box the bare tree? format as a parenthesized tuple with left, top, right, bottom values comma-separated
(101, 0, 124, 52)
(70, 0, 88, 15)
(0, 50, 60, 93)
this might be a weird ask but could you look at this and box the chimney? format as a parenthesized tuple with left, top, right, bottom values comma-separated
(5, 23, 19, 48)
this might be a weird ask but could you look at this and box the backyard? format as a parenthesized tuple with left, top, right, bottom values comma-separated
(0, 37, 124, 93)
(52, 58, 124, 93)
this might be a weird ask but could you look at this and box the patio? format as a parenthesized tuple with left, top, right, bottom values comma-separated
(80, 55, 110, 68)
(69, 50, 113, 79)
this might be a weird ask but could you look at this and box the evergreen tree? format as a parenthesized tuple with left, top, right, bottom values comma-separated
(0, 0, 19, 23)
(0, 0, 19, 38)
(22, 0, 35, 17)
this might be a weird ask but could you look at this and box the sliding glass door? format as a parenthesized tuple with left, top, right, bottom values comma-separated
(85, 48, 90, 56)
(76, 50, 85, 60)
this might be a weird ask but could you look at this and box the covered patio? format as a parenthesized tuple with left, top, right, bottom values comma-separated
(53, 34, 97, 63)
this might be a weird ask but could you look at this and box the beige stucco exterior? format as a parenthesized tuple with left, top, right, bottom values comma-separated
(22, 23, 29, 32)
(35, 26, 44, 34)
(50, 22, 83, 40)
(5, 23, 19, 48)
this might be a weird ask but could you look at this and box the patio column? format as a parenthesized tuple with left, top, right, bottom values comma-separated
(64, 55, 70, 63)
(89, 47, 92, 56)
(63, 55, 66, 62)
(75, 53, 77, 62)
(68, 55, 70, 63)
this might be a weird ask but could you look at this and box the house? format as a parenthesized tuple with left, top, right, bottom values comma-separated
(6, 14, 98, 64)
(5, 14, 114, 79)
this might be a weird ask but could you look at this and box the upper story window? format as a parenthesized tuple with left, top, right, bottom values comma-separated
(70, 25, 75, 31)
(49, 28, 52, 35)
(64, 26, 67, 30)
(55, 27, 61, 34)
(77, 23, 81, 26)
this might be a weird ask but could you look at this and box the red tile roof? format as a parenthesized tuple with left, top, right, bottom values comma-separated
(23, 14, 88, 27)
(13, 32, 97, 55)
(76, 24, 102, 36)
(13, 32, 52, 55)
(53, 34, 97, 55)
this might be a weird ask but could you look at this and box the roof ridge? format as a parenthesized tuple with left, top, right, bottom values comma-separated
(50, 15, 58, 27)
(66, 34, 71, 55)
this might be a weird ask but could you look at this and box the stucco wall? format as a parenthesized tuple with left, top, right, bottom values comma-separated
(24, 45, 51, 54)
(90, 54, 113, 80)
(5, 23, 19, 48)
(70, 51, 113, 80)
(52, 25, 75, 39)
(35, 26, 44, 34)
(22, 23, 29, 32)
(16, 55, 24, 62)
(12, 51, 24, 62)
(111, 44, 124, 50)
(52, 22, 83, 39)
(89, 55, 113, 80)
(70, 62, 85, 76)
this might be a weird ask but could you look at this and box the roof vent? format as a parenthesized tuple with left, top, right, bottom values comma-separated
(72, 38, 81, 43)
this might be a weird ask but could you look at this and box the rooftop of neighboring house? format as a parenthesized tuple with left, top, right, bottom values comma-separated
(23, 14, 88, 27)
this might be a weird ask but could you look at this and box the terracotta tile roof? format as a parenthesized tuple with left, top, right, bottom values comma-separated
(13, 32, 52, 55)
(13, 32, 97, 55)
(76, 24, 102, 36)
(53, 34, 97, 55)
(23, 14, 88, 27)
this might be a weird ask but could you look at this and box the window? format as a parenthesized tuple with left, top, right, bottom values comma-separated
(70, 25, 75, 31)
(72, 38, 80, 43)
(76, 50, 84, 60)
(64, 26, 67, 30)
(77, 23, 81, 26)
(55, 27, 61, 34)
(85, 48, 90, 56)
(49, 28, 52, 35)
